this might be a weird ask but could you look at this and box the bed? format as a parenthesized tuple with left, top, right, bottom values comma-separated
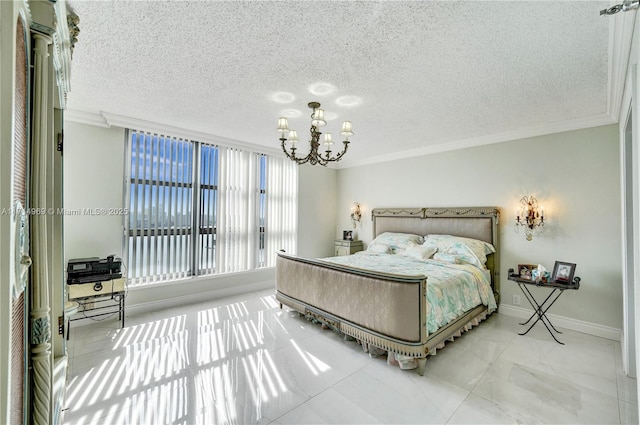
(275, 207, 500, 375)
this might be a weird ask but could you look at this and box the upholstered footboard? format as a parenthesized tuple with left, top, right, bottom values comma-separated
(276, 252, 432, 366)
(275, 251, 492, 375)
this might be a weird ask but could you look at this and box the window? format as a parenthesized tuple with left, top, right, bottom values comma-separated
(125, 130, 297, 285)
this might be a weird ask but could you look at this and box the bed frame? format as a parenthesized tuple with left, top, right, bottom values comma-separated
(275, 207, 500, 375)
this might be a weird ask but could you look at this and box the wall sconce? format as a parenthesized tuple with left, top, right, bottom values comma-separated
(350, 202, 362, 228)
(515, 195, 544, 241)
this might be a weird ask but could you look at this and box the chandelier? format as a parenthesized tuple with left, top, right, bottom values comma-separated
(600, 0, 639, 15)
(277, 101, 353, 166)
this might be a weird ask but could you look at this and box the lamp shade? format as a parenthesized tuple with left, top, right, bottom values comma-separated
(277, 117, 289, 132)
(323, 133, 334, 146)
(340, 121, 354, 136)
(311, 109, 327, 127)
(288, 130, 299, 144)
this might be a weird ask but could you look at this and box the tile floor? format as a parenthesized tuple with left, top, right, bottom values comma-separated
(63, 288, 638, 425)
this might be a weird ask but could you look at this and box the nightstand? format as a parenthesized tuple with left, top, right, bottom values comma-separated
(334, 239, 364, 256)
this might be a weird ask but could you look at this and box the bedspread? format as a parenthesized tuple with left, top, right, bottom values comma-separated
(321, 252, 497, 333)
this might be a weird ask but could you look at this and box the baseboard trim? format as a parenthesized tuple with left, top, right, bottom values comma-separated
(69, 280, 275, 328)
(126, 279, 275, 316)
(499, 304, 622, 341)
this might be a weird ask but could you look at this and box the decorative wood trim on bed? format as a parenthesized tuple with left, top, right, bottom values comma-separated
(275, 206, 500, 375)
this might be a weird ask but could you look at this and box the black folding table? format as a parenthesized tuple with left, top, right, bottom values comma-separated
(507, 268, 580, 345)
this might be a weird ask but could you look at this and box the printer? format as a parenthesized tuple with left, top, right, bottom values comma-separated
(67, 255, 122, 285)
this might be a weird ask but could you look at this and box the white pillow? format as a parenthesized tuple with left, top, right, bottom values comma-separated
(433, 252, 463, 264)
(367, 244, 392, 254)
(426, 234, 495, 254)
(367, 232, 424, 254)
(426, 235, 495, 269)
(403, 242, 437, 261)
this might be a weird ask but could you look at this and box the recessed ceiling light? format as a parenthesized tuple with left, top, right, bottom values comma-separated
(324, 111, 338, 121)
(308, 82, 337, 97)
(271, 92, 296, 104)
(335, 95, 362, 108)
(280, 108, 302, 118)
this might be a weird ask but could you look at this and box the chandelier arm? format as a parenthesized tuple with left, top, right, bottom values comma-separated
(282, 140, 313, 165)
(296, 149, 313, 165)
(280, 138, 299, 162)
(333, 141, 350, 161)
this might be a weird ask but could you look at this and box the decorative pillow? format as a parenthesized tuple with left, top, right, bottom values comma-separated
(402, 242, 437, 261)
(433, 253, 462, 264)
(367, 244, 392, 254)
(426, 234, 495, 254)
(426, 235, 496, 269)
(367, 232, 424, 254)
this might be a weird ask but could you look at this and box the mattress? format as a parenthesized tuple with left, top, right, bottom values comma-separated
(321, 252, 497, 333)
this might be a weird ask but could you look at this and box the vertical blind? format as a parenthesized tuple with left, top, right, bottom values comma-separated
(127, 132, 193, 284)
(265, 155, 297, 267)
(125, 130, 297, 285)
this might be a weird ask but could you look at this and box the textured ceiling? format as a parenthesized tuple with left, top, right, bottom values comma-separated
(66, 0, 620, 167)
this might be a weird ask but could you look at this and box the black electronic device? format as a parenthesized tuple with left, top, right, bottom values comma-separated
(67, 255, 122, 284)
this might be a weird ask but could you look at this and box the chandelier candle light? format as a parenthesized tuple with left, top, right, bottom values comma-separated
(277, 101, 353, 166)
(515, 195, 545, 241)
(350, 202, 362, 228)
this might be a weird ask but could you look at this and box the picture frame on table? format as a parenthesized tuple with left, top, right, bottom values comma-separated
(342, 230, 353, 241)
(551, 261, 576, 284)
(517, 264, 536, 280)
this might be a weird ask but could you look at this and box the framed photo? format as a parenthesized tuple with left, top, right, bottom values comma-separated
(342, 230, 353, 241)
(517, 264, 536, 280)
(552, 261, 576, 284)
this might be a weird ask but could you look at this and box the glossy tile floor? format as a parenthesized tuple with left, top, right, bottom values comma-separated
(63, 289, 638, 425)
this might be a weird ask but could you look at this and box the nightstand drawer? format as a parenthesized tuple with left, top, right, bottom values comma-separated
(67, 277, 126, 300)
(334, 240, 363, 256)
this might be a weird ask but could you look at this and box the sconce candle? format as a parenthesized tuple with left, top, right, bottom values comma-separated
(350, 202, 362, 228)
(515, 195, 545, 241)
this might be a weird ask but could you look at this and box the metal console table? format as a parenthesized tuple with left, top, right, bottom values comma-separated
(507, 268, 580, 345)
(66, 277, 126, 339)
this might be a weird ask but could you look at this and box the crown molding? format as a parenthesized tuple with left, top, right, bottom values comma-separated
(337, 112, 616, 169)
(67, 108, 616, 170)
(64, 109, 109, 127)
(64, 109, 281, 156)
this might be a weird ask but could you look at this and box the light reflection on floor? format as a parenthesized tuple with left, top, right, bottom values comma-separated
(63, 289, 637, 425)
(64, 292, 330, 424)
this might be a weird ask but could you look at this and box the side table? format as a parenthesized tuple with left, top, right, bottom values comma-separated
(67, 277, 126, 339)
(507, 268, 580, 345)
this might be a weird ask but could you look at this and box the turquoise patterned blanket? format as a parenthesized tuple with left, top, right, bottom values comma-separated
(321, 252, 497, 333)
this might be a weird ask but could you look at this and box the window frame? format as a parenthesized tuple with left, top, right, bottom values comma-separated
(123, 130, 293, 285)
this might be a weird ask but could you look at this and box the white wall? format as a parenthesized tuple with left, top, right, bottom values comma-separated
(297, 164, 337, 258)
(335, 125, 622, 330)
(63, 122, 126, 262)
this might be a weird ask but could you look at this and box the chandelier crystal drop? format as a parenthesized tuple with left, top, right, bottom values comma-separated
(277, 101, 353, 166)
